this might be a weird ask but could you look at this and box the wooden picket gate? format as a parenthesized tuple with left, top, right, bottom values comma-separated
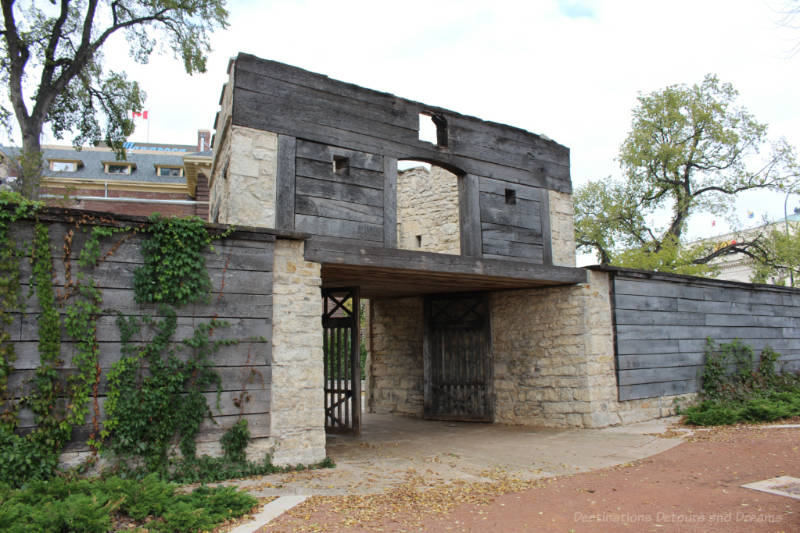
(322, 287, 361, 434)
(424, 293, 494, 422)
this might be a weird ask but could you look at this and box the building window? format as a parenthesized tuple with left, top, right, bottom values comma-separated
(103, 162, 135, 175)
(49, 160, 79, 172)
(157, 166, 183, 177)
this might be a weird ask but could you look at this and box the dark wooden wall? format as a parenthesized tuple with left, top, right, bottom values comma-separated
(228, 53, 569, 265)
(609, 269, 800, 401)
(8, 217, 274, 453)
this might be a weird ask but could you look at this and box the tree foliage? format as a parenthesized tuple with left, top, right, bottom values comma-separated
(0, 0, 228, 197)
(751, 221, 800, 286)
(575, 74, 798, 273)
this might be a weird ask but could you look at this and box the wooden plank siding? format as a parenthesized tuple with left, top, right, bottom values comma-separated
(606, 269, 800, 401)
(231, 54, 571, 194)
(229, 54, 577, 267)
(294, 140, 385, 243)
(7, 218, 276, 452)
(478, 177, 545, 263)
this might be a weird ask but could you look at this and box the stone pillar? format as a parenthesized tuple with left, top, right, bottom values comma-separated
(367, 297, 424, 415)
(270, 239, 326, 465)
(548, 190, 576, 267)
(222, 126, 279, 228)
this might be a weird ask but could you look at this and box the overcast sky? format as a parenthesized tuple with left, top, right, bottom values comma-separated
(28, 0, 800, 242)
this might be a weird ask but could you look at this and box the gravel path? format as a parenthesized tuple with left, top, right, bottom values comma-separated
(259, 424, 799, 532)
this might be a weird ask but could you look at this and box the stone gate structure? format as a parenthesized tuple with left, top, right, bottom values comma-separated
(208, 54, 789, 464)
(11, 54, 798, 469)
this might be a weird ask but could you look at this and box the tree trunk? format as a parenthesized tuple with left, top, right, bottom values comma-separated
(19, 122, 44, 199)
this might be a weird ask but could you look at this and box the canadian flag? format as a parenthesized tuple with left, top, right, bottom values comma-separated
(132, 110, 149, 119)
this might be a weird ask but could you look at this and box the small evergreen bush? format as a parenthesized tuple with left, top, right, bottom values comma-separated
(682, 339, 800, 426)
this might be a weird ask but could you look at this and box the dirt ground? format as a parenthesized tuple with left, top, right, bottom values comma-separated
(260, 424, 799, 532)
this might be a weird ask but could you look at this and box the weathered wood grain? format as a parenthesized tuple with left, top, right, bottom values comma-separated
(295, 176, 384, 208)
(276, 134, 297, 229)
(232, 54, 572, 193)
(296, 195, 383, 225)
(458, 173, 481, 257)
(295, 214, 384, 242)
(383, 157, 398, 249)
(297, 139, 385, 172)
(611, 272, 800, 401)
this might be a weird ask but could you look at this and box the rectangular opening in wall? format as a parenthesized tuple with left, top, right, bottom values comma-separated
(418, 113, 448, 147)
(505, 188, 517, 205)
(416, 235, 422, 248)
(333, 155, 350, 175)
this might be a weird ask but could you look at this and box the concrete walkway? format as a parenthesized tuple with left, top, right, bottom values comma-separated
(233, 414, 685, 498)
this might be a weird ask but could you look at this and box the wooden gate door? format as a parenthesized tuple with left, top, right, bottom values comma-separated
(424, 294, 493, 422)
(322, 287, 361, 434)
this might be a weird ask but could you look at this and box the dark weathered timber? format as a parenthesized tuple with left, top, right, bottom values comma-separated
(606, 269, 800, 401)
(295, 176, 384, 207)
(296, 158, 385, 190)
(296, 195, 383, 225)
(232, 54, 571, 194)
(305, 238, 588, 290)
(479, 193, 541, 230)
(424, 294, 493, 422)
(482, 238, 544, 262)
(322, 287, 361, 435)
(539, 187, 553, 265)
(458, 174, 482, 257)
(480, 224, 543, 245)
(478, 176, 544, 201)
(383, 157, 398, 249)
(620, 380, 697, 401)
(276, 135, 297, 229)
(297, 139, 384, 172)
(296, 214, 384, 242)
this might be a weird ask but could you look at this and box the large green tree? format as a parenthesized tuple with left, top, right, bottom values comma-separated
(575, 74, 798, 274)
(0, 0, 228, 197)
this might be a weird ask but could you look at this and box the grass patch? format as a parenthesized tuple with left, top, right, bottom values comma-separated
(0, 474, 257, 533)
(681, 340, 800, 426)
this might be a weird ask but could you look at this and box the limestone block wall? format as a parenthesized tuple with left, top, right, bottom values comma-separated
(270, 239, 326, 465)
(491, 270, 690, 428)
(210, 63, 279, 227)
(548, 190, 576, 267)
(210, 126, 278, 227)
(367, 297, 424, 416)
(397, 166, 460, 254)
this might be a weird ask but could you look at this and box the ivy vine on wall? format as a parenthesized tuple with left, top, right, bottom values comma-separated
(0, 200, 279, 485)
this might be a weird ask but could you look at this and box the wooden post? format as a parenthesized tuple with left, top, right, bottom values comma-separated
(383, 157, 397, 248)
(276, 135, 296, 229)
(539, 187, 553, 265)
(458, 173, 482, 257)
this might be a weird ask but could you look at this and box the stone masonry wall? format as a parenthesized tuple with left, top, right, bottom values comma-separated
(397, 166, 460, 254)
(367, 297, 424, 416)
(491, 270, 691, 428)
(548, 190, 576, 267)
(212, 126, 278, 227)
(270, 239, 326, 465)
(210, 63, 278, 227)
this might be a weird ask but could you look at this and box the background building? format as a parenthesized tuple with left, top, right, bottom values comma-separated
(0, 130, 212, 218)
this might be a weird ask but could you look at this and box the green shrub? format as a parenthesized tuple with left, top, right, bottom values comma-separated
(683, 339, 800, 426)
(0, 474, 257, 533)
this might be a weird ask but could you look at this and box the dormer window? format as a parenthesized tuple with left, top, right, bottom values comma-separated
(103, 161, 136, 175)
(49, 159, 82, 172)
(156, 165, 183, 177)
